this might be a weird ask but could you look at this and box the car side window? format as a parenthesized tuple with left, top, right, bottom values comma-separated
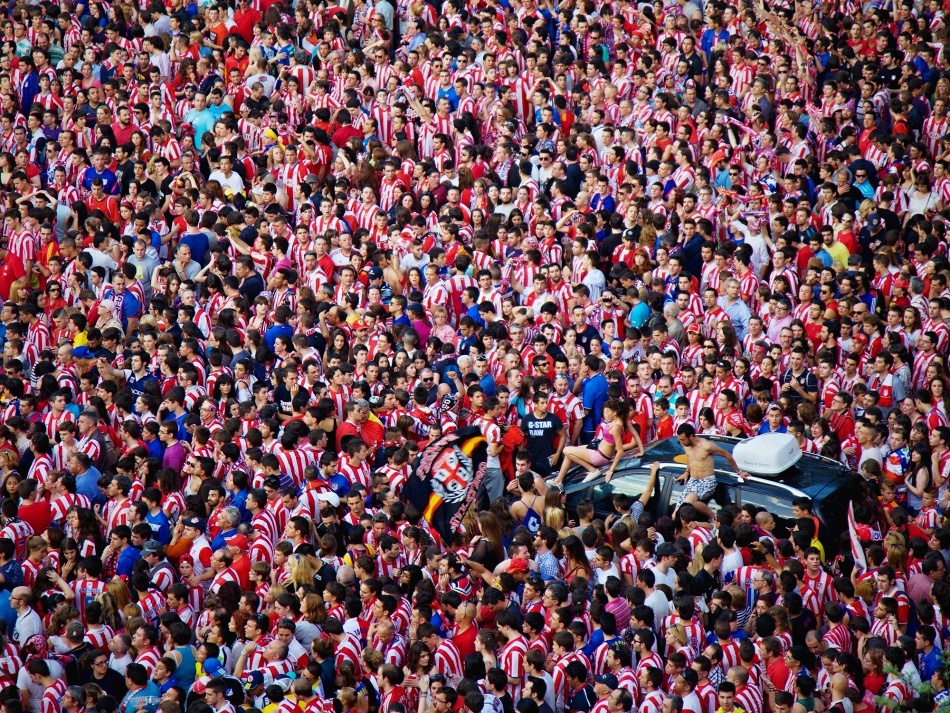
(738, 485, 798, 539)
(585, 468, 662, 519)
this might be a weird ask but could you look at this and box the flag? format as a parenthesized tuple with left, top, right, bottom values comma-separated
(403, 427, 488, 542)
(848, 500, 867, 574)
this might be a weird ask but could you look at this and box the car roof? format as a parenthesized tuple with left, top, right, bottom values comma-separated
(613, 435, 856, 500)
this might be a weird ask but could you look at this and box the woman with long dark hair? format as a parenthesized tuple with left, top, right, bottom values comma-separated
(465, 512, 505, 574)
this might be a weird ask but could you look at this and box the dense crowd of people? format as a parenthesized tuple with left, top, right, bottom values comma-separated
(4, 1, 950, 713)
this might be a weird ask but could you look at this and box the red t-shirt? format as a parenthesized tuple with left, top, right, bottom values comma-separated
(19, 500, 52, 537)
(0, 252, 25, 300)
(453, 623, 478, 661)
(655, 415, 674, 440)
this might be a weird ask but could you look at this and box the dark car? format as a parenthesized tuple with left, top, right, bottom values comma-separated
(561, 434, 863, 556)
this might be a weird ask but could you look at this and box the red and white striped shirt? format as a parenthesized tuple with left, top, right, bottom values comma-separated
(433, 639, 463, 678)
(500, 635, 528, 700)
(335, 631, 363, 668)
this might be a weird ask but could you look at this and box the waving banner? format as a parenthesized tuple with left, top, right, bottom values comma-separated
(403, 427, 488, 542)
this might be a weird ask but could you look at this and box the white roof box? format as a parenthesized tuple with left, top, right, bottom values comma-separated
(732, 433, 802, 475)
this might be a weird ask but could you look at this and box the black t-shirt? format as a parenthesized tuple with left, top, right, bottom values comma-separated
(789, 608, 817, 647)
(273, 384, 293, 414)
(576, 325, 599, 352)
(693, 567, 721, 602)
(780, 367, 818, 405)
(521, 411, 564, 475)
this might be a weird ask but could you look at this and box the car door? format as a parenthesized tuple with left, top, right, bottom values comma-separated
(737, 480, 802, 539)
(667, 469, 740, 519)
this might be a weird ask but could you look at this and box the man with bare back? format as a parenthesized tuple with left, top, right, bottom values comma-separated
(672, 423, 749, 520)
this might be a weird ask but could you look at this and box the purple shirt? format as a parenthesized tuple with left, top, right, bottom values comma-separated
(162, 441, 186, 472)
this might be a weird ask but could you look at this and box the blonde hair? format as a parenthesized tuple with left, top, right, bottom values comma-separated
(855, 579, 875, 605)
(8, 277, 27, 300)
(289, 555, 316, 589)
(667, 624, 687, 647)
(543, 506, 565, 530)
(106, 578, 131, 610)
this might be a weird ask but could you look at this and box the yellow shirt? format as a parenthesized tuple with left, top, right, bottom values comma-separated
(825, 240, 850, 266)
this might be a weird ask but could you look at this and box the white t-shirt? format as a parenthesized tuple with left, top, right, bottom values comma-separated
(595, 563, 621, 586)
(722, 548, 744, 582)
(207, 170, 247, 194)
(17, 660, 64, 712)
(649, 564, 677, 592)
(14, 608, 42, 647)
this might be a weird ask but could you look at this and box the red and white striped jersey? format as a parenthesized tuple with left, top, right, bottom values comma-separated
(371, 632, 408, 667)
(84, 624, 114, 650)
(27, 454, 53, 490)
(70, 577, 107, 621)
(40, 679, 67, 713)
(252, 509, 280, 546)
(823, 623, 852, 654)
(209, 566, 241, 594)
(433, 639, 463, 678)
(553, 651, 590, 709)
(500, 635, 528, 699)
(274, 445, 310, 488)
(138, 590, 167, 623)
(0, 520, 33, 561)
(42, 410, 75, 440)
(734, 684, 763, 713)
(335, 631, 363, 668)
(135, 646, 162, 676)
(104, 498, 132, 535)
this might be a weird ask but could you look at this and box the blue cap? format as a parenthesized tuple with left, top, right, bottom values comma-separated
(74, 346, 94, 359)
(182, 516, 206, 532)
(204, 658, 225, 679)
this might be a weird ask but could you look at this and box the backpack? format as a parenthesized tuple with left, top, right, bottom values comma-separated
(92, 427, 118, 471)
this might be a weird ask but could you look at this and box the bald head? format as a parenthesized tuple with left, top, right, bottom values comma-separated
(831, 673, 849, 699)
(727, 666, 749, 686)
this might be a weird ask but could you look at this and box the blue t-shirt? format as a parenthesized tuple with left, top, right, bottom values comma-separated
(147, 438, 163, 460)
(264, 323, 294, 352)
(322, 473, 351, 498)
(127, 372, 158, 399)
(121, 682, 161, 713)
(81, 167, 119, 194)
(145, 511, 171, 544)
(210, 528, 237, 552)
(76, 467, 105, 506)
(179, 232, 210, 265)
(230, 489, 252, 523)
(628, 301, 651, 329)
(581, 373, 609, 432)
(116, 544, 141, 579)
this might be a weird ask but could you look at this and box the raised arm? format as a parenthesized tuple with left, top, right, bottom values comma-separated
(708, 441, 749, 480)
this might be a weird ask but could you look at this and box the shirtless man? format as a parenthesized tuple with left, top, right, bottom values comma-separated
(673, 423, 749, 520)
